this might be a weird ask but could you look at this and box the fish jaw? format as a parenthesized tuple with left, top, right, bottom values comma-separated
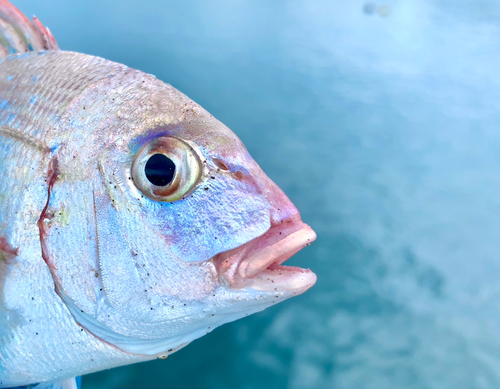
(215, 217, 317, 295)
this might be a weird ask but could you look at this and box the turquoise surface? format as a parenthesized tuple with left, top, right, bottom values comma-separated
(14, 0, 500, 388)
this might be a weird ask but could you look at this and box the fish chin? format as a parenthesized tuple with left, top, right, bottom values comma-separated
(215, 218, 317, 295)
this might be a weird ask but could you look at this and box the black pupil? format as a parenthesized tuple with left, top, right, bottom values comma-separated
(145, 154, 176, 186)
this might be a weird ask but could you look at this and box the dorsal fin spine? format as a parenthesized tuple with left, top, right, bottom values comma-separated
(0, 0, 59, 59)
(32, 15, 58, 50)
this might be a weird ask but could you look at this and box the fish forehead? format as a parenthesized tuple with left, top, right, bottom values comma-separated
(0, 51, 250, 171)
(71, 63, 250, 164)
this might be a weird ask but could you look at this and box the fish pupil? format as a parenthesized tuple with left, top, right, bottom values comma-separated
(145, 154, 176, 186)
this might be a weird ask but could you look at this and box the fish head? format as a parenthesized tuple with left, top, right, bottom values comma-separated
(47, 66, 316, 355)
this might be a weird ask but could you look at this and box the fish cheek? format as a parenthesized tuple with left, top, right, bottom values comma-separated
(91, 174, 219, 323)
(141, 173, 271, 264)
(38, 175, 216, 331)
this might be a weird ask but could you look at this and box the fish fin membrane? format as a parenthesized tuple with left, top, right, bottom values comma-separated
(5, 377, 81, 389)
(0, 0, 59, 59)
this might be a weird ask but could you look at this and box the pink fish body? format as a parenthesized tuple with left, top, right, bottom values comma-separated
(0, 1, 316, 387)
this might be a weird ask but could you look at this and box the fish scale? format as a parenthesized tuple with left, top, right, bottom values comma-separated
(0, 52, 125, 146)
(0, 1, 316, 388)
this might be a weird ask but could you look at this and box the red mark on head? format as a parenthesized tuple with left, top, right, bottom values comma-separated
(0, 236, 18, 265)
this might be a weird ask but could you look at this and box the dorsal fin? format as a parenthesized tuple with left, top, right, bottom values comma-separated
(0, 0, 59, 59)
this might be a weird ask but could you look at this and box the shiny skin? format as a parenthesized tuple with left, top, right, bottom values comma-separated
(0, 51, 311, 387)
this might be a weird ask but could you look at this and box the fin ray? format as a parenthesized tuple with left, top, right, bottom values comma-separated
(0, 0, 59, 59)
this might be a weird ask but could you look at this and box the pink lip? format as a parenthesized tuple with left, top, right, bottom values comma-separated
(215, 219, 317, 292)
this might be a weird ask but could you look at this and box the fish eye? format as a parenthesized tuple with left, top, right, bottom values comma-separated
(131, 137, 202, 202)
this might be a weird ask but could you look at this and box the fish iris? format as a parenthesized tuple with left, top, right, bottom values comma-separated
(145, 154, 175, 186)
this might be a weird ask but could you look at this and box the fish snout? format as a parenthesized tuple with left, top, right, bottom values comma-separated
(215, 215, 317, 294)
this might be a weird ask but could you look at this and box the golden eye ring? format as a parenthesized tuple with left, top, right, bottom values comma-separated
(131, 137, 202, 202)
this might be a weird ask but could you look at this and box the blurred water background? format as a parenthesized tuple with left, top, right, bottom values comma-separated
(14, 0, 500, 388)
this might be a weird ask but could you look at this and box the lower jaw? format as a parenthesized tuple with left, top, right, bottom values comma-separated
(225, 266, 317, 292)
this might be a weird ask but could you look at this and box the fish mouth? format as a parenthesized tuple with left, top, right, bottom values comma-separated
(215, 219, 317, 292)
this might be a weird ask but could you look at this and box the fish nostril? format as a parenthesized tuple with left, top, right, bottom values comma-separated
(213, 158, 229, 171)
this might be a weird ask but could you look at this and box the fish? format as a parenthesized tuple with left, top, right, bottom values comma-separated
(0, 1, 317, 388)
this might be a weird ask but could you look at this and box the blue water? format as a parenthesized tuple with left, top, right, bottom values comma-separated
(14, 0, 500, 387)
